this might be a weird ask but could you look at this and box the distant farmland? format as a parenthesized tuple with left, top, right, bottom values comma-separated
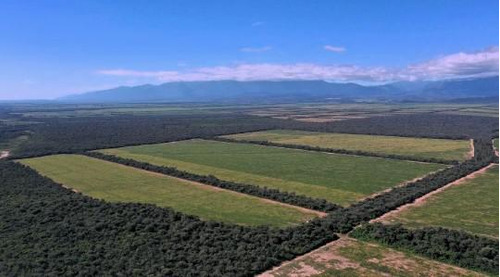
(99, 139, 446, 206)
(382, 165, 499, 238)
(19, 154, 320, 227)
(223, 130, 471, 161)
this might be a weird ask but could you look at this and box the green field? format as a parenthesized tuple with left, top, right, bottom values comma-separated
(99, 140, 446, 206)
(19, 154, 320, 227)
(385, 165, 499, 238)
(266, 238, 483, 277)
(223, 130, 471, 161)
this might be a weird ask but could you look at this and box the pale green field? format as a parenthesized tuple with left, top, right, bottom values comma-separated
(223, 130, 471, 161)
(267, 238, 484, 277)
(386, 165, 499, 238)
(99, 139, 446, 206)
(19, 154, 319, 227)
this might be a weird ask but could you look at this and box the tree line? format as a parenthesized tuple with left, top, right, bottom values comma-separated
(4, 112, 498, 159)
(351, 223, 498, 275)
(212, 137, 460, 165)
(84, 151, 342, 212)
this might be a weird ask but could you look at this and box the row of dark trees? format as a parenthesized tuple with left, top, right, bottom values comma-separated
(350, 223, 498, 275)
(212, 137, 460, 165)
(4, 112, 498, 159)
(84, 151, 341, 212)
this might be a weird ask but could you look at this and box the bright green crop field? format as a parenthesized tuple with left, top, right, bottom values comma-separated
(19, 154, 320, 227)
(222, 129, 471, 161)
(386, 165, 499, 238)
(99, 139, 446, 206)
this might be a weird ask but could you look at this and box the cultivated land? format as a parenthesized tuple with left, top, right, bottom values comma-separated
(19, 154, 320, 227)
(382, 165, 499, 238)
(261, 237, 484, 277)
(99, 139, 446, 206)
(223, 130, 471, 161)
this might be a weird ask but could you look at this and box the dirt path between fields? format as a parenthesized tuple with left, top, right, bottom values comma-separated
(81, 155, 327, 218)
(372, 163, 496, 224)
(259, 162, 494, 277)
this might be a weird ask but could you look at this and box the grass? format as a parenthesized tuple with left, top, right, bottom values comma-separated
(386, 165, 499, 238)
(494, 138, 498, 150)
(98, 139, 446, 206)
(223, 129, 471, 161)
(268, 238, 483, 277)
(19, 154, 319, 227)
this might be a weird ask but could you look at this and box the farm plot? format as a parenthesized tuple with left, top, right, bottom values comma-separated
(19, 154, 320, 227)
(98, 139, 446, 206)
(223, 129, 471, 161)
(381, 165, 499, 238)
(260, 237, 484, 277)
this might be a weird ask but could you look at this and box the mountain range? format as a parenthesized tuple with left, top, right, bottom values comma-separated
(60, 76, 499, 103)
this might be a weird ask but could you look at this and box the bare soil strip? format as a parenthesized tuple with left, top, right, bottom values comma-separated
(258, 163, 494, 276)
(372, 163, 495, 224)
(80, 155, 327, 218)
(259, 236, 482, 277)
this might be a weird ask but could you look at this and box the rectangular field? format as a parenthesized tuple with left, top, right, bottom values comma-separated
(263, 237, 484, 277)
(223, 130, 472, 161)
(19, 154, 320, 227)
(98, 139, 446, 206)
(383, 165, 499, 238)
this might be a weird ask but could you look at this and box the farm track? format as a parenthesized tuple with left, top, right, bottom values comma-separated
(258, 162, 495, 277)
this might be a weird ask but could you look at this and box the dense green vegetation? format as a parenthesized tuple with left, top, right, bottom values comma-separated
(19, 155, 319, 227)
(351, 223, 498, 275)
(386, 165, 498, 237)
(223, 129, 471, 161)
(99, 139, 445, 206)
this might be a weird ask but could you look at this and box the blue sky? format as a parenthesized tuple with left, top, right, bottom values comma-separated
(0, 0, 498, 99)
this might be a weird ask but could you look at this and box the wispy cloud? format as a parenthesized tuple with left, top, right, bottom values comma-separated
(324, 45, 346, 53)
(97, 47, 499, 83)
(240, 46, 272, 53)
(251, 21, 265, 27)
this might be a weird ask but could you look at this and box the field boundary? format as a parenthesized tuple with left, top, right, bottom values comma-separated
(83, 151, 342, 212)
(372, 163, 496, 224)
(212, 137, 460, 165)
(81, 155, 328, 218)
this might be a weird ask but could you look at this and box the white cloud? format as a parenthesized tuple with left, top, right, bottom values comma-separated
(97, 47, 499, 83)
(251, 21, 265, 27)
(240, 46, 272, 53)
(402, 47, 499, 80)
(324, 45, 346, 53)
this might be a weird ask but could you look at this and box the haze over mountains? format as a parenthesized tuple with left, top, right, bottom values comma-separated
(60, 76, 499, 103)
